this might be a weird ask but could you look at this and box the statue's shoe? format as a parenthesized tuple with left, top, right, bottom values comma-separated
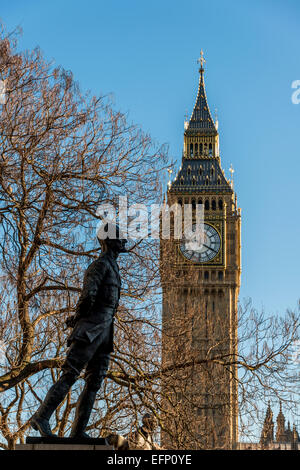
(30, 415, 56, 437)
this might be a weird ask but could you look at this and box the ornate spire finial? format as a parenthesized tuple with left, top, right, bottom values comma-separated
(184, 110, 189, 130)
(229, 163, 235, 188)
(215, 107, 219, 130)
(197, 49, 206, 73)
(167, 168, 173, 189)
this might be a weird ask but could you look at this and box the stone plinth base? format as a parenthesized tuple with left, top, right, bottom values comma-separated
(16, 436, 113, 450)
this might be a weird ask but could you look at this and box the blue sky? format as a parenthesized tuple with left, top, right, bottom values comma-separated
(1, 0, 300, 316)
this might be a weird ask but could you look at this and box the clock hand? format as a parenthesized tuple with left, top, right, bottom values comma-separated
(203, 243, 218, 254)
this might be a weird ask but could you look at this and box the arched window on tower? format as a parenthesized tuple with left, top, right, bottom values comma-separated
(195, 143, 198, 156)
(180, 177, 184, 186)
(212, 199, 216, 210)
(218, 271, 223, 281)
(178, 198, 183, 206)
(205, 176, 209, 186)
(205, 199, 210, 210)
(198, 197, 203, 205)
(209, 143, 213, 156)
(218, 198, 223, 210)
(192, 176, 196, 186)
(190, 143, 193, 157)
(211, 289, 216, 312)
(199, 165, 203, 176)
(204, 271, 209, 281)
(187, 166, 191, 176)
(192, 199, 196, 210)
(199, 143, 203, 154)
(217, 176, 221, 185)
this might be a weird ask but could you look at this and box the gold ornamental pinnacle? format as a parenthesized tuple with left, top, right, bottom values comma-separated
(197, 49, 206, 70)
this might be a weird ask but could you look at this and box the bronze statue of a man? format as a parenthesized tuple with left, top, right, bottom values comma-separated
(31, 223, 128, 438)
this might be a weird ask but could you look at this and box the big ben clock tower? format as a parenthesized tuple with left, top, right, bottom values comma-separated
(160, 52, 241, 450)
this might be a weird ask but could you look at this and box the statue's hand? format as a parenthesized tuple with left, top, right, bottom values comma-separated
(65, 315, 77, 328)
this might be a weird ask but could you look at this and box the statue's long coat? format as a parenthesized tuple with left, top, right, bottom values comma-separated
(67, 251, 121, 352)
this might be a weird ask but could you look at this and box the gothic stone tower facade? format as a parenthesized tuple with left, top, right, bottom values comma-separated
(160, 56, 241, 449)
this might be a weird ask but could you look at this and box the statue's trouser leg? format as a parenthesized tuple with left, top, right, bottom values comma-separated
(70, 351, 111, 437)
(34, 371, 77, 421)
(32, 338, 101, 428)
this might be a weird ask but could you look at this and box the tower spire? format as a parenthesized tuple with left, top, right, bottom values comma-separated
(276, 400, 286, 442)
(260, 402, 274, 447)
(186, 51, 217, 133)
(169, 54, 231, 193)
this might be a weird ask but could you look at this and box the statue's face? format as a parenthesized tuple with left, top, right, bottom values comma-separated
(107, 238, 128, 253)
(98, 223, 128, 253)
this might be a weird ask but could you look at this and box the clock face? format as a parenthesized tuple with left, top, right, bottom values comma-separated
(180, 223, 221, 263)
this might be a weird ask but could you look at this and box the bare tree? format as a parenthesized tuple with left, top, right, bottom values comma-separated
(0, 25, 167, 448)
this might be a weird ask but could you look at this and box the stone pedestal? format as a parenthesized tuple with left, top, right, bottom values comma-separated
(16, 436, 113, 451)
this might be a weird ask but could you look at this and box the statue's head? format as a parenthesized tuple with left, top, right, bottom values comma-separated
(142, 413, 157, 432)
(97, 222, 128, 254)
